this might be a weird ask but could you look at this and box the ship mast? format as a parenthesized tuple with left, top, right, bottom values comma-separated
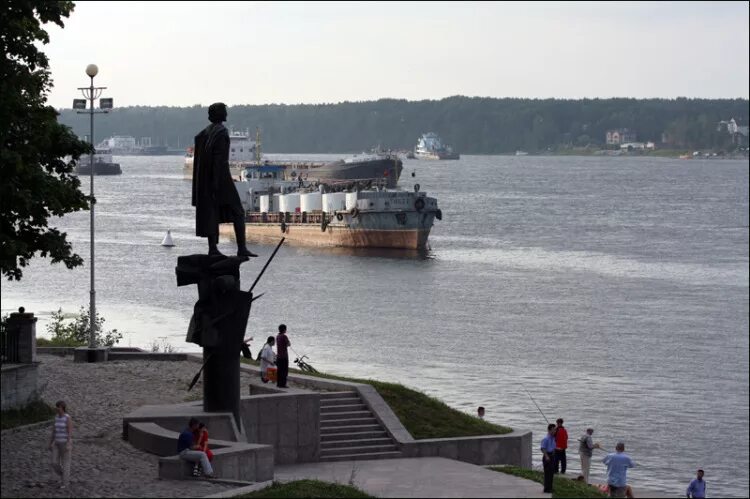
(255, 126, 262, 165)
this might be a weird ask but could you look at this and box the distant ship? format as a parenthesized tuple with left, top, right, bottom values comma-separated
(75, 149, 122, 175)
(96, 135, 180, 155)
(184, 128, 402, 187)
(414, 132, 460, 160)
(223, 166, 441, 250)
(515, 150, 528, 156)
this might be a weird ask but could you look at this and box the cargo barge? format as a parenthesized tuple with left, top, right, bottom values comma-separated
(219, 168, 441, 250)
(184, 128, 402, 187)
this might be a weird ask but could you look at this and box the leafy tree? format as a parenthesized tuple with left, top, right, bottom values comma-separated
(1, 1, 92, 280)
(42, 306, 122, 347)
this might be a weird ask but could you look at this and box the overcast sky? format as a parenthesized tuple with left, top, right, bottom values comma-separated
(43, 1, 749, 108)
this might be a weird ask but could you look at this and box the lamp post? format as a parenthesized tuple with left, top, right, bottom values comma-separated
(73, 64, 112, 351)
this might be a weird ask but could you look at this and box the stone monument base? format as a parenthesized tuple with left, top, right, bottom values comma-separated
(73, 347, 109, 363)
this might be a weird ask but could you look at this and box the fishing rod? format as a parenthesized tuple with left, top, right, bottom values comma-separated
(522, 384, 550, 424)
(248, 237, 285, 293)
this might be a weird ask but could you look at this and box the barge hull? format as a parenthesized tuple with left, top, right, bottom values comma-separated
(220, 222, 431, 250)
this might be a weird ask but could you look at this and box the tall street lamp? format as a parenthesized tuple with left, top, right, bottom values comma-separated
(73, 64, 113, 353)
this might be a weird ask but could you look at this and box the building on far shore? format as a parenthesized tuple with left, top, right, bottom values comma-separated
(620, 141, 655, 151)
(606, 128, 637, 145)
(716, 117, 749, 146)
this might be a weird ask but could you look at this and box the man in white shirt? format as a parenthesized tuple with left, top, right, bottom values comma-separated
(259, 336, 276, 383)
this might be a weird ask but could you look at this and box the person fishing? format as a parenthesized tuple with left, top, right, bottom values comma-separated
(275, 324, 291, 388)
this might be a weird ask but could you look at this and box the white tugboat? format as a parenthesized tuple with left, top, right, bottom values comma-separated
(414, 132, 460, 160)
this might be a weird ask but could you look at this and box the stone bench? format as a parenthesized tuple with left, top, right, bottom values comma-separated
(127, 422, 273, 481)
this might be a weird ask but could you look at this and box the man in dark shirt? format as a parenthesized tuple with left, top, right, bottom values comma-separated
(177, 418, 214, 478)
(275, 324, 291, 388)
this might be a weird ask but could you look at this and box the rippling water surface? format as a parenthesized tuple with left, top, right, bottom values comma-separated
(3, 154, 748, 497)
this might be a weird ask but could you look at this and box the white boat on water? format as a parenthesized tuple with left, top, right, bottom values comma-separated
(414, 132, 459, 160)
(515, 150, 528, 156)
(184, 127, 258, 175)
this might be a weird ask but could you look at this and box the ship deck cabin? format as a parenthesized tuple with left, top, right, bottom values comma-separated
(241, 164, 286, 180)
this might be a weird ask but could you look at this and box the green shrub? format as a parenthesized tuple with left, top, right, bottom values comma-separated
(1, 399, 56, 430)
(39, 307, 122, 347)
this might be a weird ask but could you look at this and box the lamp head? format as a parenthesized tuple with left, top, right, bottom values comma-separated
(85, 64, 99, 78)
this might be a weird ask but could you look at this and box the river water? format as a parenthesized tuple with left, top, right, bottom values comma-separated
(3, 154, 748, 497)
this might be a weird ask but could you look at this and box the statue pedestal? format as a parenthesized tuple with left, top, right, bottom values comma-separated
(176, 253, 252, 427)
(73, 347, 109, 363)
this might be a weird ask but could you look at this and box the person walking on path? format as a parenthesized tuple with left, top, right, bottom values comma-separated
(177, 418, 214, 478)
(578, 427, 600, 484)
(275, 324, 291, 388)
(48, 400, 73, 489)
(554, 417, 569, 474)
(541, 423, 557, 494)
(260, 335, 276, 383)
(686, 469, 706, 498)
(603, 442, 635, 498)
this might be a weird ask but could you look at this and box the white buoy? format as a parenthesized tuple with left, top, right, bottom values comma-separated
(161, 230, 175, 247)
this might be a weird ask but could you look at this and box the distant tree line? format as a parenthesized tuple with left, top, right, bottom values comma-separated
(56, 96, 749, 154)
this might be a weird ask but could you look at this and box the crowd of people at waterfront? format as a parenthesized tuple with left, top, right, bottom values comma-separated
(538, 417, 707, 498)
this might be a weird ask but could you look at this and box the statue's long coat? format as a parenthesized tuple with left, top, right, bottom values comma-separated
(192, 123, 244, 237)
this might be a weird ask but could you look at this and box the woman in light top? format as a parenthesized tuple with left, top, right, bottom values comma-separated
(48, 400, 73, 489)
(260, 335, 276, 383)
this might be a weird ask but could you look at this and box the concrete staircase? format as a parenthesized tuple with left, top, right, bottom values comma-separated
(319, 391, 402, 462)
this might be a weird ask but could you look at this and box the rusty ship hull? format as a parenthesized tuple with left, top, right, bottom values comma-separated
(219, 209, 435, 250)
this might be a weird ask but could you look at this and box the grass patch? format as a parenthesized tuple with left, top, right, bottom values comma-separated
(489, 466, 607, 498)
(238, 480, 373, 498)
(241, 359, 512, 439)
(1, 399, 56, 430)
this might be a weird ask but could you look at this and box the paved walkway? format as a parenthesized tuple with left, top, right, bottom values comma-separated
(275, 457, 551, 498)
(1, 355, 253, 498)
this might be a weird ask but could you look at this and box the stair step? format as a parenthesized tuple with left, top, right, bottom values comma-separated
(319, 451, 403, 462)
(320, 410, 372, 420)
(321, 438, 394, 449)
(320, 398, 363, 407)
(320, 404, 367, 413)
(320, 424, 382, 435)
(320, 444, 398, 456)
(319, 392, 358, 399)
(321, 430, 387, 441)
(320, 417, 378, 427)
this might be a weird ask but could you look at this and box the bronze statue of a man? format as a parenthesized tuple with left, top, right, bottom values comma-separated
(192, 103, 256, 257)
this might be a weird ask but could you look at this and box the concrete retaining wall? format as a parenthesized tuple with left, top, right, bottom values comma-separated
(37, 347, 186, 361)
(123, 402, 242, 442)
(400, 431, 532, 467)
(126, 422, 273, 482)
(107, 352, 187, 361)
(1, 363, 40, 411)
(240, 392, 320, 464)
(277, 371, 533, 468)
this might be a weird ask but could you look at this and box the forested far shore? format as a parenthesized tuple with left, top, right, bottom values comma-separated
(56, 96, 749, 154)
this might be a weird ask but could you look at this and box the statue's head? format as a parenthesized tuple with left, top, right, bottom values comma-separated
(208, 102, 228, 124)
